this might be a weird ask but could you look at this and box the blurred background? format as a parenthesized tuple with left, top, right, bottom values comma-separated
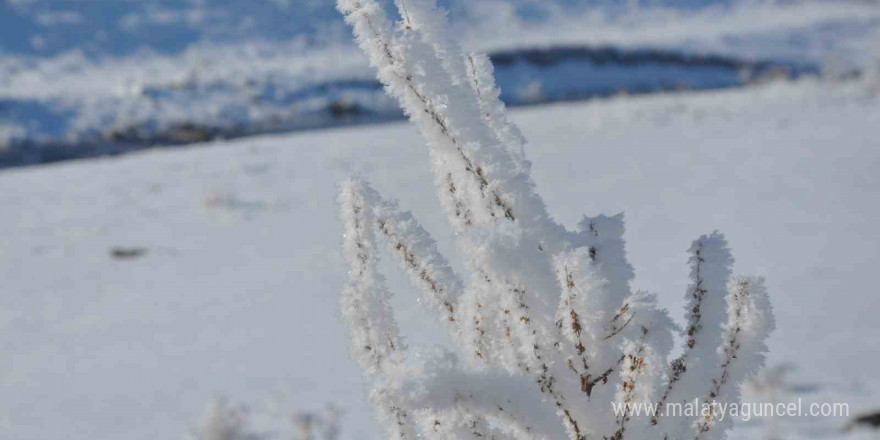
(2, 0, 879, 164)
(1, 1, 879, 440)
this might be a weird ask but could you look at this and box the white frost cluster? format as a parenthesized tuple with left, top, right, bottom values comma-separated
(336, 1, 775, 440)
(189, 400, 264, 440)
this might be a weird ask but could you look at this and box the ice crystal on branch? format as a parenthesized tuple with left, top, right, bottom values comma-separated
(336, 1, 774, 439)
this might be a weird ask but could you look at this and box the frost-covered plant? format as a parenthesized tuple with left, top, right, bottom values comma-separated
(292, 405, 344, 440)
(189, 399, 264, 440)
(336, 1, 775, 440)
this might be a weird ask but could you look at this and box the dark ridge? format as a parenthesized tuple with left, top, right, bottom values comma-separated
(491, 45, 752, 69)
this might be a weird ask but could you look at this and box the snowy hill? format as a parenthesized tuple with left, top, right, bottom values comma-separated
(0, 44, 818, 168)
(0, 0, 740, 57)
(2, 74, 878, 440)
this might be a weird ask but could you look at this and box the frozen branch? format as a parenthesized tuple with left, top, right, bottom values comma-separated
(335, 2, 774, 440)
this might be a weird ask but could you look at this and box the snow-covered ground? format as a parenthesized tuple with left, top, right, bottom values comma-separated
(2, 74, 878, 440)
